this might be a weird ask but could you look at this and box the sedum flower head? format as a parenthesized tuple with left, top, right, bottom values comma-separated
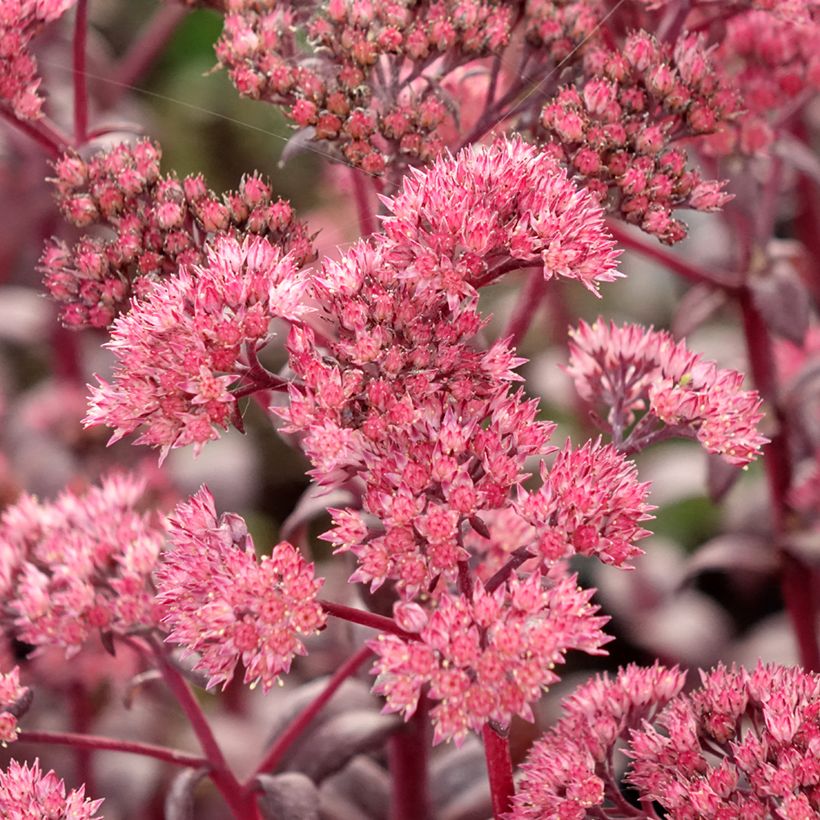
(0, 758, 103, 819)
(382, 138, 621, 294)
(0, 0, 76, 120)
(282, 139, 620, 596)
(155, 486, 327, 692)
(369, 572, 610, 746)
(566, 318, 768, 465)
(510, 661, 820, 819)
(509, 663, 687, 819)
(0, 473, 163, 655)
(517, 439, 654, 567)
(85, 235, 307, 460)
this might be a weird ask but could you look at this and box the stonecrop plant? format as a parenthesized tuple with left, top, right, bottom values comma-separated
(0, 0, 818, 818)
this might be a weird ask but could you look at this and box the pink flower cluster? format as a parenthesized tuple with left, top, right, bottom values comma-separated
(0, 0, 76, 120)
(42, 139, 314, 328)
(214, 0, 516, 172)
(155, 486, 327, 692)
(524, 0, 605, 63)
(566, 319, 768, 465)
(629, 663, 820, 818)
(0, 759, 102, 819)
(541, 31, 738, 243)
(510, 661, 820, 819)
(281, 140, 631, 597)
(517, 439, 654, 567)
(709, 9, 820, 155)
(0, 473, 163, 655)
(370, 572, 609, 745)
(509, 663, 686, 819)
(85, 235, 307, 459)
(0, 668, 30, 747)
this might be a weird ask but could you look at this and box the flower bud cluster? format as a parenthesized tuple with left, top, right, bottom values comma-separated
(0, 474, 164, 656)
(215, 0, 515, 173)
(566, 319, 768, 465)
(511, 661, 820, 819)
(0, 668, 30, 747)
(370, 572, 609, 745)
(524, 0, 605, 63)
(541, 31, 739, 243)
(0, 0, 75, 120)
(0, 759, 103, 819)
(155, 486, 327, 692)
(707, 9, 820, 155)
(42, 139, 314, 328)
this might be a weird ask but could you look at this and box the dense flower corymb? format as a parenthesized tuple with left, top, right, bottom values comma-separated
(509, 663, 686, 819)
(85, 234, 307, 459)
(566, 319, 768, 465)
(156, 487, 327, 692)
(510, 661, 820, 819)
(0, 473, 163, 655)
(42, 139, 314, 328)
(0, 758, 102, 819)
(369, 572, 610, 745)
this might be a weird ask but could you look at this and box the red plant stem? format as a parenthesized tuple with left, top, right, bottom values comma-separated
(18, 730, 209, 769)
(606, 219, 741, 291)
(70, 683, 95, 798)
(0, 107, 69, 156)
(246, 645, 372, 785)
(389, 695, 431, 820)
(351, 167, 377, 237)
(73, 0, 89, 144)
(320, 599, 417, 640)
(107, 4, 190, 105)
(150, 639, 260, 818)
(737, 290, 820, 671)
(505, 271, 547, 346)
(482, 723, 515, 818)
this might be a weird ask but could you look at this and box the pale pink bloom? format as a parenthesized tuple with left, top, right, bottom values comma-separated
(155, 486, 326, 692)
(628, 662, 820, 818)
(383, 138, 621, 294)
(566, 319, 768, 465)
(0, 0, 76, 120)
(509, 663, 686, 819)
(0, 667, 30, 746)
(518, 439, 654, 566)
(369, 572, 610, 745)
(0, 474, 163, 655)
(85, 235, 307, 460)
(0, 758, 102, 819)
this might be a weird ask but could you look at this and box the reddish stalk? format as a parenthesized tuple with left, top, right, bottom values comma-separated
(504, 272, 547, 346)
(320, 599, 417, 640)
(482, 723, 515, 818)
(389, 695, 431, 820)
(737, 290, 820, 671)
(606, 219, 741, 291)
(18, 730, 208, 769)
(106, 4, 190, 106)
(246, 645, 372, 784)
(0, 107, 69, 156)
(351, 168, 377, 237)
(149, 639, 261, 818)
(73, 0, 90, 144)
